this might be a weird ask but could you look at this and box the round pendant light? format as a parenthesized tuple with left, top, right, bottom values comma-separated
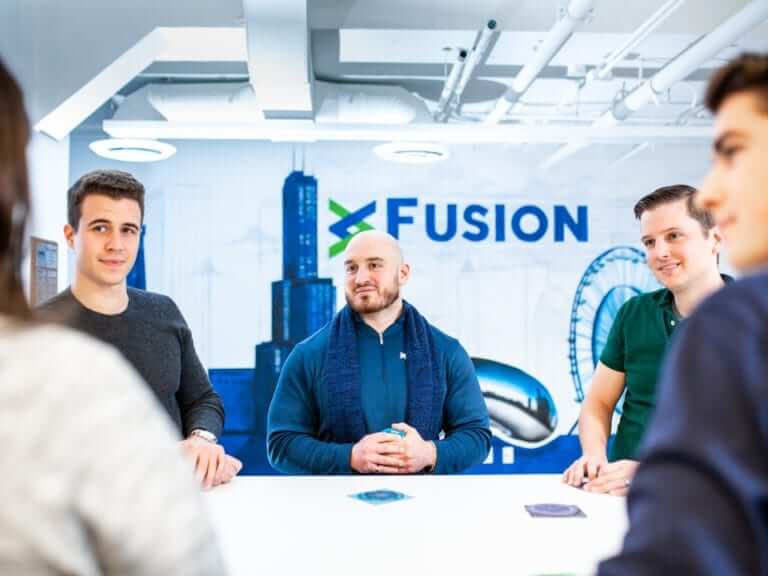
(89, 138, 176, 162)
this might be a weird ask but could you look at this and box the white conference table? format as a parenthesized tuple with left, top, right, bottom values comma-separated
(204, 474, 628, 576)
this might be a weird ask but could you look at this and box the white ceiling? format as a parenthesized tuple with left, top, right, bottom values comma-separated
(36, 0, 768, 170)
(308, 0, 757, 34)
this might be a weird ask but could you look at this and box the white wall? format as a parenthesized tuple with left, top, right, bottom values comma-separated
(23, 135, 70, 293)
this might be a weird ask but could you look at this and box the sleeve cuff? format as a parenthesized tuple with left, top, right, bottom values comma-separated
(334, 443, 355, 474)
(432, 440, 446, 474)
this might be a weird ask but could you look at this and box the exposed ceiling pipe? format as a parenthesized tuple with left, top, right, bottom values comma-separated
(557, 0, 687, 111)
(484, 0, 594, 125)
(433, 49, 468, 122)
(597, 0, 686, 81)
(541, 0, 768, 170)
(674, 103, 707, 126)
(441, 20, 498, 120)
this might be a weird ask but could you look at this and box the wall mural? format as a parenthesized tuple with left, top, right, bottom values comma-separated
(207, 169, 659, 475)
(568, 247, 660, 421)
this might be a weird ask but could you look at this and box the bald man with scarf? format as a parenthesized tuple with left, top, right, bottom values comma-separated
(267, 231, 491, 474)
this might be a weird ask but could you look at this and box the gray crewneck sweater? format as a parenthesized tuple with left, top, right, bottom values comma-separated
(40, 288, 224, 438)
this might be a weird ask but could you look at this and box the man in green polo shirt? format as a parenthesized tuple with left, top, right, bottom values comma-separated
(563, 184, 726, 495)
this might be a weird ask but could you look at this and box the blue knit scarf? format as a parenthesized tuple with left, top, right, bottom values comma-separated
(324, 301, 444, 443)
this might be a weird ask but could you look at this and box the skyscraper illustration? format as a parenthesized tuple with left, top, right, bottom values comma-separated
(252, 171, 336, 463)
(126, 225, 146, 290)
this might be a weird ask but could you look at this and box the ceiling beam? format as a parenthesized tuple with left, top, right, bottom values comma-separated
(33, 27, 247, 141)
(103, 118, 711, 143)
(243, 0, 313, 118)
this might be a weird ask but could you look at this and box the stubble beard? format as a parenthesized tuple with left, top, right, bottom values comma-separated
(346, 278, 400, 314)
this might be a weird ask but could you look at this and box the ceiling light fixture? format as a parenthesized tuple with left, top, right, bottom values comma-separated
(373, 142, 449, 164)
(89, 138, 176, 162)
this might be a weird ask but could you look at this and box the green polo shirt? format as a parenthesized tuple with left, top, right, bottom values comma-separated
(600, 287, 680, 461)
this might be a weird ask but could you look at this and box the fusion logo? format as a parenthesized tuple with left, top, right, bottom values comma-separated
(328, 197, 588, 257)
(328, 199, 376, 257)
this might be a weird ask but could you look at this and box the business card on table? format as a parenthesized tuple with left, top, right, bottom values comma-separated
(350, 489, 411, 505)
(524, 503, 586, 518)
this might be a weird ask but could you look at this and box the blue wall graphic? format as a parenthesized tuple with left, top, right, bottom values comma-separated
(568, 246, 659, 424)
(127, 225, 146, 290)
(468, 246, 660, 474)
(474, 358, 557, 446)
(213, 171, 336, 474)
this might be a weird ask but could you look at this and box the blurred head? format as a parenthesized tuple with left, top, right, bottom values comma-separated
(0, 59, 31, 318)
(343, 230, 410, 315)
(634, 185, 721, 292)
(697, 53, 768, 271)
(64, 171, 144, 290)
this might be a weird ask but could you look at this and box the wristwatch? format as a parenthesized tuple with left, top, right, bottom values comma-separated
(189, 429, 217, 443)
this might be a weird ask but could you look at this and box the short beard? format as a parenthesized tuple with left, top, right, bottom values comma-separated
(346, 279, 400, 314)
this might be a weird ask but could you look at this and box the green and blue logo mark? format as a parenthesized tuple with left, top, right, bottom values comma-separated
(328, 199, 376, 257)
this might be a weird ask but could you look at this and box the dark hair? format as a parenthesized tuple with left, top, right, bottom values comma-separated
(705, 53, 768, 115)
(0, 59, 31, 318)
(67, 170, 145, 229)
(633, 184, 714, 234)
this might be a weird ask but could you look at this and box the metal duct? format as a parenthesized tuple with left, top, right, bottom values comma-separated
(112, 83, 264, 123)
(314, 82, 430, 125)
(110, 81, 430, 126)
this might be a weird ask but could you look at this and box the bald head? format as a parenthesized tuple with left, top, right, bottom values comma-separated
(343, 230, 403, 266)
(343, 230, 410, 315)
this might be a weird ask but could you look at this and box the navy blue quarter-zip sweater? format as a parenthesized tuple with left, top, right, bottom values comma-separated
(267, 311, 491, 474)
(599, 271, 768, 575)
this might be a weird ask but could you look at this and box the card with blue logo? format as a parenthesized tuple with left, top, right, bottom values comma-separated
(524, 503, 586, 518)
(381, 427, 406, 438)
(350, 489, 411, 505)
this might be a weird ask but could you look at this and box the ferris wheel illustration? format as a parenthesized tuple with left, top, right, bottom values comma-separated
(568, 246, 660, 417)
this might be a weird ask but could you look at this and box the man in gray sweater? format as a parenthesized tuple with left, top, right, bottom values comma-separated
(41, 169, 241, 489)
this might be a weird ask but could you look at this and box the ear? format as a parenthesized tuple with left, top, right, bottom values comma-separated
(398, 262, 411, 286)
(63, 224, 76, 249)
(710, 225, 723, 254)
